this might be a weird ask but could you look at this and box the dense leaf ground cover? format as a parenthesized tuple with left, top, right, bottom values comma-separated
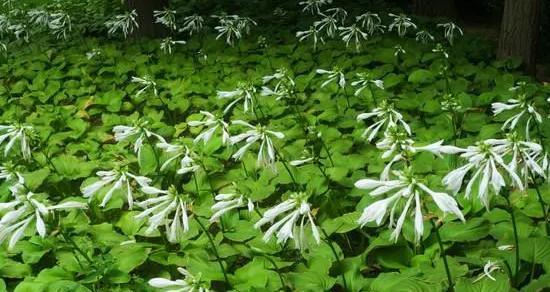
(1, 7, 550, 292)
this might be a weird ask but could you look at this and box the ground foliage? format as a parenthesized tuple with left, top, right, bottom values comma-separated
(1, 3, 550, 292)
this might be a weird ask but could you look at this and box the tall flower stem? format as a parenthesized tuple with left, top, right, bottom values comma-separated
(368, 84, 378, 107)
(342, 86, 351, 109)
(274, 147, 298, 189)
(504, 194, 520, 287)
(430, 219, 454, 292)
(194, 216, 230, 286)
(320, 227, 348, 291)
(530, 173, 550, 235)
(319, 138, 335, 167)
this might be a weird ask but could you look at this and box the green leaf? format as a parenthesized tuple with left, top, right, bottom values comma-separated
(51, 155, 96, 180)
(408, 69, 435, 84)
(454, 272, 510, 292)
(321, 212, 360, 235)
(370, 272, 434, 292)
(110, 244, 151, 273)
(440, 218, 490, 242)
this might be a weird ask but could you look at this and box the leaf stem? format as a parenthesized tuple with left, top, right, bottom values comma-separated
(320, 227, 348, 291)
(504, 194, 520, 287)
(430, 219, 454, 292)
(194, 216, 230, 286)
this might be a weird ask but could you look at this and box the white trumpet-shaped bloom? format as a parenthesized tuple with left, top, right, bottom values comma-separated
(316, 67, 346, 88)
(493, 134, 545, 185)
(160, 37, 186, 54)
(296, 25, 325, 51)
(229, 120, 285, 169)
(442, 139, 524, 209)
(188, 111, 230, 145)
(210, 193, 254, 222)
(388, 13, 417, 37)
(355, 170, 465, 242)
(112, 121, 165, 161)
(81, 169, 152, 209)
(415, 30, 434, 44)
(154, 9, 177, 31)
(0, 163, 25, 188)
(356, 100, 411, 142)
(131, 75, 157, 97)
(156, 142, 201, 174)
(105, 9, 139, 38)
(0, 191, 87, 249)
(437, 22, 463, 45)
(217, 82, 257, 114)
(473, 260, 501, 283)
(180, 15, 205, 35)
(491, 97, 542, 139)
(356, 12, 384, 35)
(338, 24, 368, 52)
(149, 267, 209, 292)
(299, 0, 332, 15)
(351, 72, 384, 96)
(135, 186, 191, 243)
(254, 192, 320, 249)
(0, 124, 34, 161)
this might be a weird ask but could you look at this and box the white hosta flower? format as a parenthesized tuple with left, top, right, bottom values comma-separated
(0, 124, 34, 160)
(160, 37, 186, 54)
(296, 25, 325, 51)
(355, 170, 464, 242)
(316, 67, 346, 88)
(131, 75, 157, 97)
(149, 267, 209, 292)
(213, 14, 256, 46)
(180, 14, 205, 35)
(339, 24, 368, 52)
(388, 13, 417, 37)
(351, 72, 384, 96)
(473, 260, 501, 282)
(254, 192, 320, 249)
(48, 12, 71, 40)
(86, 48, 101, 59)
(500, 134, 545, 184)
(210, 193, 254, 222)
(27, 9, 50, 27)
(112, 121, 165, 161)
(262, 68, 295, 91)
(135, 186, 191, 243)
(156, 142, 201, 174)
(377, 131, 463, 160)
(229, 120, 285, 169)
(394, 44, 406, 56)
(442, 139, 524, 209)
(491, 97, 542, 138)
(8, 23, 30, 43)
(105, 9, 139, 38)
(497, 244, 514, 251)
(82, 170, 152, 209)
(437, 22, 463, 45)
(356, 100, 411, 142)
(0, 164, 25, 188)
(415, 30, 434, 44)
(314, 12, 339, 38)
(217, 82, 257, 114)
(154, 9, 177, 31)
(188, 111, 230, 145)
(432, 43, 449, 58)
(376, 130, 463, 180)
(299, 0, 332, 15)
(356, 12, 384, 35)
(0, 192, 87, 250)
(0, 42, 6, 54)
(325, 8, 347, 24)
(290, 157, 315, 166)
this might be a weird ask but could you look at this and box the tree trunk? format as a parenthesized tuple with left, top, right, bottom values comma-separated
(497, 0, 541, 75)
(413, 0, 458, 19)
(127, 0, 169, 38)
